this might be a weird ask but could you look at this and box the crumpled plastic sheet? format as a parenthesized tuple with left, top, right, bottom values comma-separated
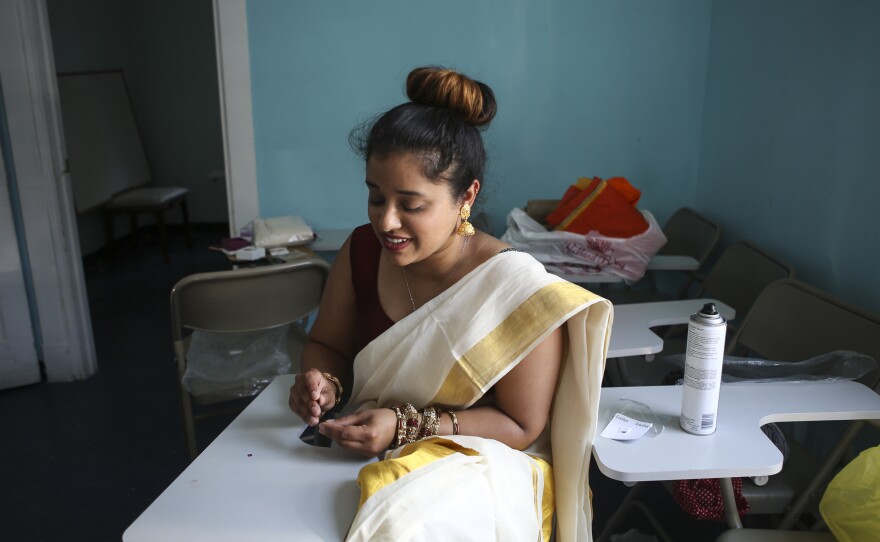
(182, 325, 292, 400)
(659, 350, 877, 384)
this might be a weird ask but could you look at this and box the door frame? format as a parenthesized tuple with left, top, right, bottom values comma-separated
(1, 0, 257, 380)
(0, 0, 96, 380)
(213, 0, 259, 236)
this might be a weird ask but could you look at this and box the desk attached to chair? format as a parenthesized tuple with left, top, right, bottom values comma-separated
(593, 382, 880, 536)
(607, 298, 735, 359)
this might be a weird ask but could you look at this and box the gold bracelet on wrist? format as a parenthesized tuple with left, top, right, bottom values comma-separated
(419, 406, 440, 439)
(322, 372, 343, 406)
(389, 406, 406, 449)
(402, 403, 420, 444)
(446, 410, 459, 435)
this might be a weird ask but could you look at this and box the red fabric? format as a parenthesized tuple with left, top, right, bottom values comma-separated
(544, 177, 649, 238)
(349, 224, 395, 352)
(672, 477, 750, 522)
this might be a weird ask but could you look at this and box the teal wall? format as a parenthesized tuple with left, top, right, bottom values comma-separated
(247, 0, 712, 234)
(697, 0, 880, 315)
(247, 0, 880, 316)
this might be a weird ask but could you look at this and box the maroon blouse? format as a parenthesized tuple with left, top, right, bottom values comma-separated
(350, 224, 396, 352)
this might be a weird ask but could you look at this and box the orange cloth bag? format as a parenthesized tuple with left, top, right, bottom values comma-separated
(545, 177, 649, 238)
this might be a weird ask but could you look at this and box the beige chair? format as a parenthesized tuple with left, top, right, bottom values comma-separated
(603, 280, 880, 539)
(715, 414, 880, 541)
(648, 206, 723, 298)
(606, 206, 722, 305)
(170, 256, 331, 459)
(720, 279, 880, 528)
(699, 242, 795, 333)
(609, 240, 795, 387)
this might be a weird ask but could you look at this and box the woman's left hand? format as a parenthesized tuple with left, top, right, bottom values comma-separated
(318, 408, 397, 457)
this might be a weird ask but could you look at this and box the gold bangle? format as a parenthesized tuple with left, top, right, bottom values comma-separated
(322, 372, 343, 406)
(419, 406, 440, 439)
(446, 410, 459, 435)
(402, 403, 420, 444)
(389, 406, 406, 449)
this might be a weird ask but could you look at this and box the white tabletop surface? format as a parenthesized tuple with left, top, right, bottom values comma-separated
(310, 228, 352, 252)
(123, 374, 370, 542)
(592, 381, 880, 483)
(607, 298, 735, 358)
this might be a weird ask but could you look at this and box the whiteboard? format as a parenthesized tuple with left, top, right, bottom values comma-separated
(58, 71, 152, 212)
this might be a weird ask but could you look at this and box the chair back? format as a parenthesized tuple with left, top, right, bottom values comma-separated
(524, 199, 560, 226)
(658, 207, 722, 267)
(699, 241, 795, 324)
(728, 279, 880, 386)
(169, 256, 331, 459)
(171, 256, 330, 338)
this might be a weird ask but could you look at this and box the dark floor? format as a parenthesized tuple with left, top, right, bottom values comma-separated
(2, 226, 732, 542)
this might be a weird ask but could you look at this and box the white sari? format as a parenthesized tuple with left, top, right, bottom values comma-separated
(345, 251, 613, 542)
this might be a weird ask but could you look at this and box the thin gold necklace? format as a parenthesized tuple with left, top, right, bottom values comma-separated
(402, 236, 470, 313)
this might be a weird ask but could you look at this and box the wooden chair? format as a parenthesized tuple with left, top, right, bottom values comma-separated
(104, 186, 193, 263)
(170, 256, 331, 459)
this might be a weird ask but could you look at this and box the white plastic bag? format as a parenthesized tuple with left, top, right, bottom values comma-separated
(182, 326, 292, 400)
(500, 207, 667, 284)
(253, 215, 314, 248)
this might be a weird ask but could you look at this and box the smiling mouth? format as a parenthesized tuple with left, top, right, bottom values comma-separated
(383, 236, 411, 252)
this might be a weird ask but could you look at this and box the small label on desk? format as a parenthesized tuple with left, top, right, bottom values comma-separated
(601, 413, 653, 441)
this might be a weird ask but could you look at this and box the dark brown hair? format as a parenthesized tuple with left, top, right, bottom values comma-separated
(350, 66, 497, 200)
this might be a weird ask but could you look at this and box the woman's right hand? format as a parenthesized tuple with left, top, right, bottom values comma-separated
(288, 368, 338, 426)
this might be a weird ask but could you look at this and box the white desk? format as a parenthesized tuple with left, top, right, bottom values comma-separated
(310, 228, 352, 252)
(593, 382, 880, 483)
(593, 381, 880, 536)
(607, 299, 735, 359)
(123, 375, 370, 542)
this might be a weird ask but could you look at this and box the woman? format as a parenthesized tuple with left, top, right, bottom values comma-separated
(288, 66, 613, 541)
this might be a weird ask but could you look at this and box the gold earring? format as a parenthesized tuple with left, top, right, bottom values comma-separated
(457, 203, 475, 236)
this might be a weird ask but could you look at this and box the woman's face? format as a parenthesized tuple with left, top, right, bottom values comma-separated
(365, 152, 474, 267)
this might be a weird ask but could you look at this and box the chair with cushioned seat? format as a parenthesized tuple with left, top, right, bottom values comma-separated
(104, 185, 193, 263)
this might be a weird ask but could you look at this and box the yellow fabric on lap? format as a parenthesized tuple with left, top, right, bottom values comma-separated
(357, 439, 479, 506)
(356, 438, 555, 540)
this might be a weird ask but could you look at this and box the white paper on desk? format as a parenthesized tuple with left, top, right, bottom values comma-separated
(601, 413, 653, 440)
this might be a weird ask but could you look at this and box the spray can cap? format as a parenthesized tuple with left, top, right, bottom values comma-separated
(700, 303, 718, 316)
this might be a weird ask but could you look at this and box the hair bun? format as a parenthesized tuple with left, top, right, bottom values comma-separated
(406, 66, 497, 127)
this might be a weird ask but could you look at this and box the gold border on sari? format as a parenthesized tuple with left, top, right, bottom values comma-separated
(432, 281, 598, 406)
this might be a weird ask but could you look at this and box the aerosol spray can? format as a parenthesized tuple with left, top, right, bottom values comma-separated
(680, 303, 727, 435)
